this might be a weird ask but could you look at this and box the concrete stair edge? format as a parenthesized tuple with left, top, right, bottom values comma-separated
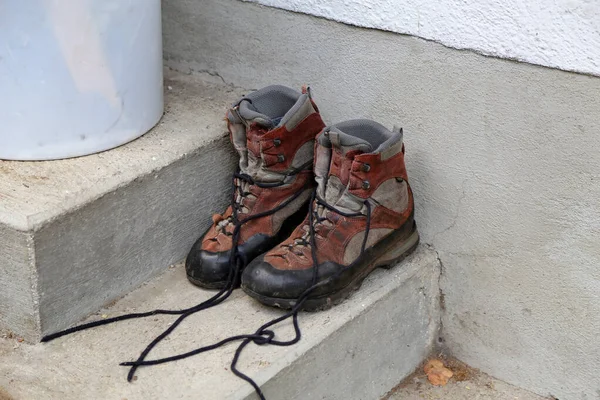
(0, 246, 441, 400)
(0, 70, 246, 341)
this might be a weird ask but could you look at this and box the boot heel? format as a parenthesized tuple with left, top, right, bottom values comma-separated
(374, 226, 420, 269)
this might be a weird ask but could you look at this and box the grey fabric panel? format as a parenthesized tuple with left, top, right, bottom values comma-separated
(236, 85, 302, 126)
(324, 129, 373, 154)
(323, 175, 364, 215)
(282, 94, 315, 130)
(370, 179, 409, 213)
(314, 144, 332, 199)
(319, 119, 405, 156)
(324, 175, 347, 206)
(291, 140, 315, 168)
(380, 138, 403, 160)
(377, 126, 404, 158)
(227, 108, 242, 124)
(239, 103, 273, 127)
(334, 189, 365, 213)
(331, 119, 392, 149)
(343, 228, 393, 265)
(271, 188, 312, 233)
(229, 121, 249, 172)
(246, 152, 289, 183)
(317, 129, 332, 147)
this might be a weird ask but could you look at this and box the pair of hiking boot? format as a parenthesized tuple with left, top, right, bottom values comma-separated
(40, 85, 420, 400)
(185, 85, 419, 309)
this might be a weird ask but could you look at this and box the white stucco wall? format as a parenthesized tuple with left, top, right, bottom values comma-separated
(244, 0, 600, 76)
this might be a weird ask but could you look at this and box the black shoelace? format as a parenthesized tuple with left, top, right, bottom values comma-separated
(118, 190, 373, 400)
(41, 162, 312, 383)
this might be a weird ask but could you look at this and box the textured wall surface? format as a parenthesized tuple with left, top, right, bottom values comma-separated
(244, 0, 600, 76)
(163, 1, 600, 399)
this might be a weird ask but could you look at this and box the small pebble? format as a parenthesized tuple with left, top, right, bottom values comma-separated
(101, 314, 108, 319)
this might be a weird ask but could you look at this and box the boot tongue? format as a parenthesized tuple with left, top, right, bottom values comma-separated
(316, 128, 373, 213)
(226, 100, 277, 181)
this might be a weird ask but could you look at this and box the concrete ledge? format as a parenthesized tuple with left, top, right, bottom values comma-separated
(0, 246, 440, 400)
(0, 69, 244, 341)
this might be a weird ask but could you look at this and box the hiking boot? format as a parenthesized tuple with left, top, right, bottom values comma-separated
(241, 119, 419, 309)
(186, 86, 326, 289)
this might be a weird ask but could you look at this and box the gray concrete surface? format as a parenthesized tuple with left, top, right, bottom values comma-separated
(0, 70, 242, 341)
(163, 1, 600, 399)
(0, 225, 37, 342)
(0, 247, 440, 400)
(387, 364, 549, 400)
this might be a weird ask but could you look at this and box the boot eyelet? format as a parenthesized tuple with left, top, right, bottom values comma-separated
(277, 154, 285, 163)
(362, 163, 371, 172)
(362, 180, 370, 190)
(273, 138, 281, 147)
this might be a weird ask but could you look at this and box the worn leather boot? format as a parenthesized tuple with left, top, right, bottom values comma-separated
(186, 86, 326, 289)
(241, 119, 419, 309)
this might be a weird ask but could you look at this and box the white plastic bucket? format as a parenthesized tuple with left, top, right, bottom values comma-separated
(0, 0, 164, 160)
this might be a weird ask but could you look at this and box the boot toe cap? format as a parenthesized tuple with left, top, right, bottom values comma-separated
(241, 257, 310, 300)
(185, 239, 232, 289)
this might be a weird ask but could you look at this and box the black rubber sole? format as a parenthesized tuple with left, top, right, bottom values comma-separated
(186, 275, 230, 290)
(243, 225, 420, 311)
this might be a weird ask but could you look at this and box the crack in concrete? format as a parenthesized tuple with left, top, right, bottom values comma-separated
(425, 244, 447, 352)
(164, 63, 252, 91)
(435, 249, 446, 350)
(430, 176, 470, 242)
(196, 68, 229, 85)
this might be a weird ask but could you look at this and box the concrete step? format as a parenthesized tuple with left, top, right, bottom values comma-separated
(0, 247, 440, 400)
(0, 69, 244, 342)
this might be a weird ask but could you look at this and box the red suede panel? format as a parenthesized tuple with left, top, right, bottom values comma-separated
(348, 151, 408, 198)
(201, 171, 315, 252)
(260, 113, 325, 171)
(264, 188, 414, 270)
(202, 206, 234, 252)
(239, 170, 314, 243)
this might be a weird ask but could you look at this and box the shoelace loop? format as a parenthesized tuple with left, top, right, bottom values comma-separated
(40, 156, 371, 400)
(41, 162, 312, 386)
